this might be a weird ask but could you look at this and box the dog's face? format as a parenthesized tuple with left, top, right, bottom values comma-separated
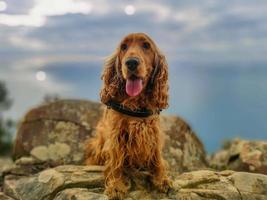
(100, 32, 169, 109)
(118, 33, 155, 97)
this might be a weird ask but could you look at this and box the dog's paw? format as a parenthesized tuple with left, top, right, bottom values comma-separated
(104, 188, 126, 200)
(152, 177, 173, 193)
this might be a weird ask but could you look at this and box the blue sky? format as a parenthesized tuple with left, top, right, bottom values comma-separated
(0, 0, 267, 153)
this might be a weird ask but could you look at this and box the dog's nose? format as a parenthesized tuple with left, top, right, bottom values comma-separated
(125, 57, 139, 71)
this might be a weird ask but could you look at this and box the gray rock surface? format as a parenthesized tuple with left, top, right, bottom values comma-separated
(0, 158, 14, 192)
(0, 192, 14, 200)
(0, 158, 13, 175)
(209, 138, 267, 174)
(2, 165, 267, 200)
(13, 100, 103, 165)
(54, 189, 108, 200)
(3, 165, 104, 200)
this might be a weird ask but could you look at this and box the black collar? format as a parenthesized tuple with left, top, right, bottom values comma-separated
(105, 100, 161, 118)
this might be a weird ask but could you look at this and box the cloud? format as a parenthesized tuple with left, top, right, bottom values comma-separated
(30, 0, 92, 16)
(8, 34, 47, 50)
(0, 0, 92, 27)
(1, 0, 267, 65)
(1, 1, 266, 55)
(0, 13, 46, 27)
(2, 0, 34, 14)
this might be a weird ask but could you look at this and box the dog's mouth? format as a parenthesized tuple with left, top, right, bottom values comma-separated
(126, 75, 143, 97)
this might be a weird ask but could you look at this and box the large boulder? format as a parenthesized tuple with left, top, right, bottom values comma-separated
(13, 99, 207, 172)
(13, 100, 103, 165)
(2, 165, 267, 200)
(209, 138, 267, 174)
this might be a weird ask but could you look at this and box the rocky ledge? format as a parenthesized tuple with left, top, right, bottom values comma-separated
(0, 99, 267, 200)
(1, 164, 267, 200)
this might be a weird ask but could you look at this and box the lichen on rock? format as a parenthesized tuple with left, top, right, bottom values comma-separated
(210, 138, 267, 174)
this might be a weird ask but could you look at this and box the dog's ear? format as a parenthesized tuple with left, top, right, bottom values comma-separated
(150, 52, 169, 109)
(100, 51, 123, 103)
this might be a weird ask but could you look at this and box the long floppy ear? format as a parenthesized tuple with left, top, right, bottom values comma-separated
(150, 52, 169, 109)
(100, 51, 123, 103)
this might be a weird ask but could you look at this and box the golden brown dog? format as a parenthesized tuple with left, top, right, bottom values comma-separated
(85, 33, 171, 199)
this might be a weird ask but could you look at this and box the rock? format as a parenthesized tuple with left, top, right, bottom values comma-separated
(160, 115, 207, 171)
(0, 158, 14, 191)
(0, 158, 14, 174)
(2, 165, 267, 200)
(3, 165, 105, 200)
(54, 189, 108, 200)
(231, 172, 267, 199)
(174, 170, 267, 200)
(210, 138, 267, 174)
(13, 100, 103, 165)
(15, 156, 43, 166)
(13, 99, 207, 172)
(0, 192, 14, 200)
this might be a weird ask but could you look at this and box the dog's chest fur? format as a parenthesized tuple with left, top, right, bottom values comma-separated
(103, 109, 161, 167)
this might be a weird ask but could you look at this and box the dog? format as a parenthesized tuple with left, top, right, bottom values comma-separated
(85, 33, 171, 199)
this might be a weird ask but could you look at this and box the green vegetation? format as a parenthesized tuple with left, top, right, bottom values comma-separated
(0, 81, 14, 155)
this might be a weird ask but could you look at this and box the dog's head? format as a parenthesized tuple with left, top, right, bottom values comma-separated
(100, 33, 168, 109)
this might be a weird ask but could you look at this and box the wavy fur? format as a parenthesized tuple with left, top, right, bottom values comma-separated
(85, 33, 171, 200)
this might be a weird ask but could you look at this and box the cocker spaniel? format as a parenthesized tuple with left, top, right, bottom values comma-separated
(85, 33, 171, 199)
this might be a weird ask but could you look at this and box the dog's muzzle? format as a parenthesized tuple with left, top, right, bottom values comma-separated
(125, 57, 140, 72)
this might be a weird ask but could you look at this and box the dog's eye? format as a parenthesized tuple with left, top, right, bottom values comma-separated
(121, 43, 128, 51)
(143, 42, 150, 50)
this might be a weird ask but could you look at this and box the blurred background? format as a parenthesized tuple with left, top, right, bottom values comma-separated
(0, 0, 267, 154)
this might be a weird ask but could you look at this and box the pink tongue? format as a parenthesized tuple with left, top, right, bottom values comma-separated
(126, 79, 143, 97)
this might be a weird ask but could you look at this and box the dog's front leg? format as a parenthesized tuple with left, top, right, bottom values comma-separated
(149, 148, 172, 193)
(104, 150, 129, 200)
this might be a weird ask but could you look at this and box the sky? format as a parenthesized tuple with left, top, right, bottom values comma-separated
(0, 0, 267, 153)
